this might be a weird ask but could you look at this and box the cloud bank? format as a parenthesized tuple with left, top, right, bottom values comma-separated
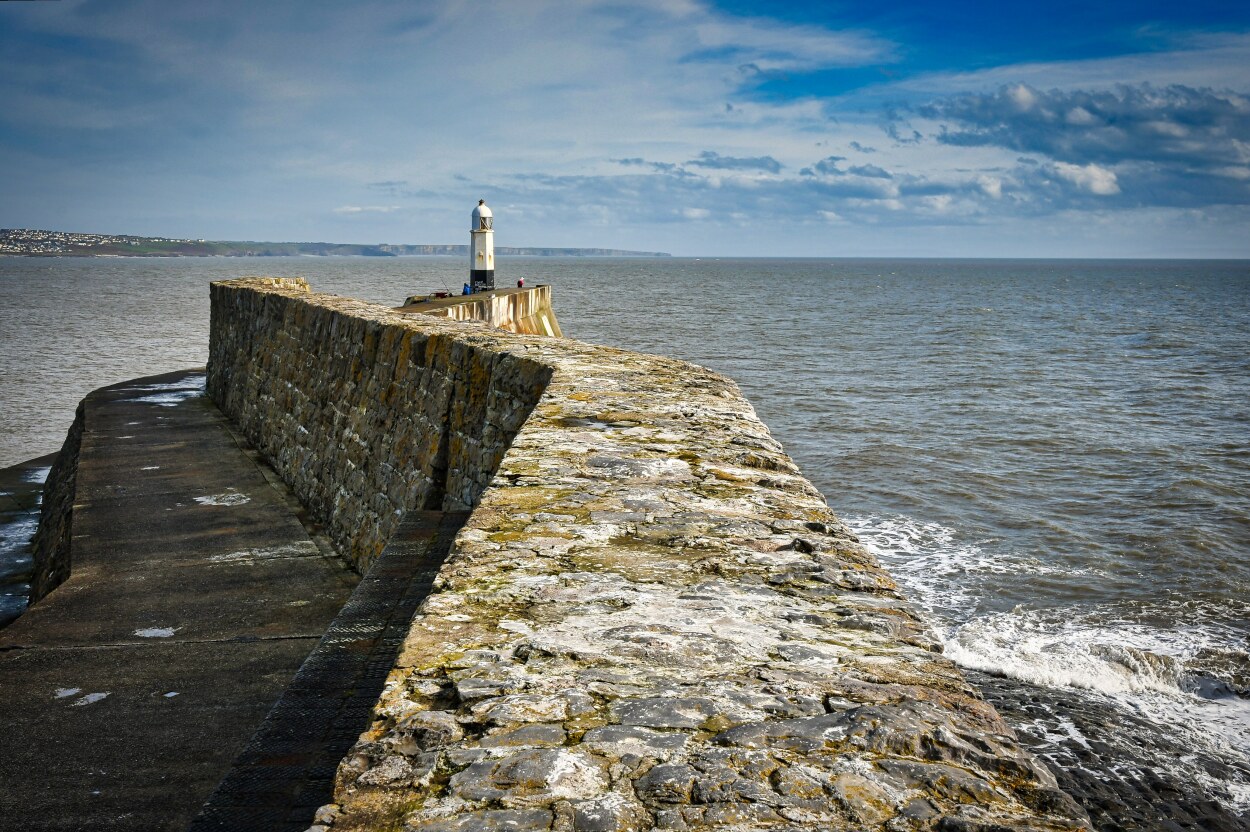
(0, 0, 1246, 255)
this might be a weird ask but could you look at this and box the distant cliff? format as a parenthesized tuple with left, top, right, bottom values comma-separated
(0, 229, 670, 258)
(380, 244, 671, 257)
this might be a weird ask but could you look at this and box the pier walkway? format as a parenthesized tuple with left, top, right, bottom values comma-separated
(0, 370, 462, 831)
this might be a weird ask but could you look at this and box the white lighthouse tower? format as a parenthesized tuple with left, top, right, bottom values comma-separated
(470, 199, 494, 292)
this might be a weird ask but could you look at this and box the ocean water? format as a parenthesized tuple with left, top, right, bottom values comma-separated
(2, 255, 1248, 819)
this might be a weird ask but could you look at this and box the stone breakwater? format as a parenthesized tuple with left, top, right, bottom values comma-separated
(207, 278, 1088, 831)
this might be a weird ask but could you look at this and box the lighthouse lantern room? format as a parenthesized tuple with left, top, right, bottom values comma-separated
(470, 199, 495, 292)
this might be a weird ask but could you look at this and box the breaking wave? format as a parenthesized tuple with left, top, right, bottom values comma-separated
(846, 512, 1250, 770)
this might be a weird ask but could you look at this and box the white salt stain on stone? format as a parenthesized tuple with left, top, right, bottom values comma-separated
(54, 687, 81, 699)
(194, 492, 250, 506)
(134, 627, 178, 638)
(512, 574, 559, 586)
(533, 512, 576, 522)
(355, 755, 413, 786)
(546, 750, 608, 799)
(575, 376, 622, 391)
(521, 575, 851, 681)
(570, 523, 621, 545)
(474, 694, 568, 725)
(72, 692, 110, 706)
(208, 542, 315, 564)
(587, 455, 692, 482)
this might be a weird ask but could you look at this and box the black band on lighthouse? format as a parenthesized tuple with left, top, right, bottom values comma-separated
(471, 269, 495, 292)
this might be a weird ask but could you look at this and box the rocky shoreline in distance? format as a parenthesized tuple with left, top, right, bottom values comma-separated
(0, 229, 670, 258)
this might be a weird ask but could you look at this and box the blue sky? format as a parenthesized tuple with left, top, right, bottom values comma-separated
(1, 0, 1247, 256)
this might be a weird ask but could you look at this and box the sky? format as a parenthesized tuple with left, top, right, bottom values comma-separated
(1, 0, 1248, 257)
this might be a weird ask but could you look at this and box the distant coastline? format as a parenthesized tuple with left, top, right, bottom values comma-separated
(0, 229, 670, 258)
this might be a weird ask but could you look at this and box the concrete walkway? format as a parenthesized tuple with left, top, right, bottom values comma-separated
(189, 509, 469, 832)
(0, 370, 359, 831)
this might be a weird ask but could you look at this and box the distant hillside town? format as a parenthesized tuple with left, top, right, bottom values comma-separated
(0, 229, 669, 258)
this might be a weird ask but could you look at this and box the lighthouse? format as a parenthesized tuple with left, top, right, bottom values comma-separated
(470, 199, 494, 292)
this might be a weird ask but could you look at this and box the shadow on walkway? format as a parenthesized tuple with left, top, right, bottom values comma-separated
(189, 510, 470, 832)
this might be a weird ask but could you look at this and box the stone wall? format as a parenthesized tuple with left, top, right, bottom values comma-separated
(28, 400, 83, 603)
(208, 278, 552, 570)
(209, 279, 1089, 831)
(402, 285, 564, 337)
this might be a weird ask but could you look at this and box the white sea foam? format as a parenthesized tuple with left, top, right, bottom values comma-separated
(942, 611, 1192, 696)
(848, 511, 1250, 813)
(939, 604, 1250, 798)
(1124, 690, 1250, 813)
(1226, 780, 1250, 814)
(844, 513, 1245, 695)
(843, 513, 1092, 622)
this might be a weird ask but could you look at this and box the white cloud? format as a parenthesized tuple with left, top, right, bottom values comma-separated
(1066, 107, 1098, 126)
(691, 12, 892, 72)
(1051, 162, 1121, 195)
(977, 175, 1003, 198)
(8, 1, 891, 167)
(1008, 83, 1038, 111)
(334, 205, 401, 214)
(2, 0, 1247, 254)
(1145, 120, 1189, 138)
(876, 31, 1250, 100)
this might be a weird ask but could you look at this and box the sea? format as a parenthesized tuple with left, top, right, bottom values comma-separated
(2, 255, 1248, 826)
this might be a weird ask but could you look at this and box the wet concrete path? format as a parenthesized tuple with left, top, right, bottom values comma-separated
(189, 509, 469, 832)
(0, 370, 360, 831)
